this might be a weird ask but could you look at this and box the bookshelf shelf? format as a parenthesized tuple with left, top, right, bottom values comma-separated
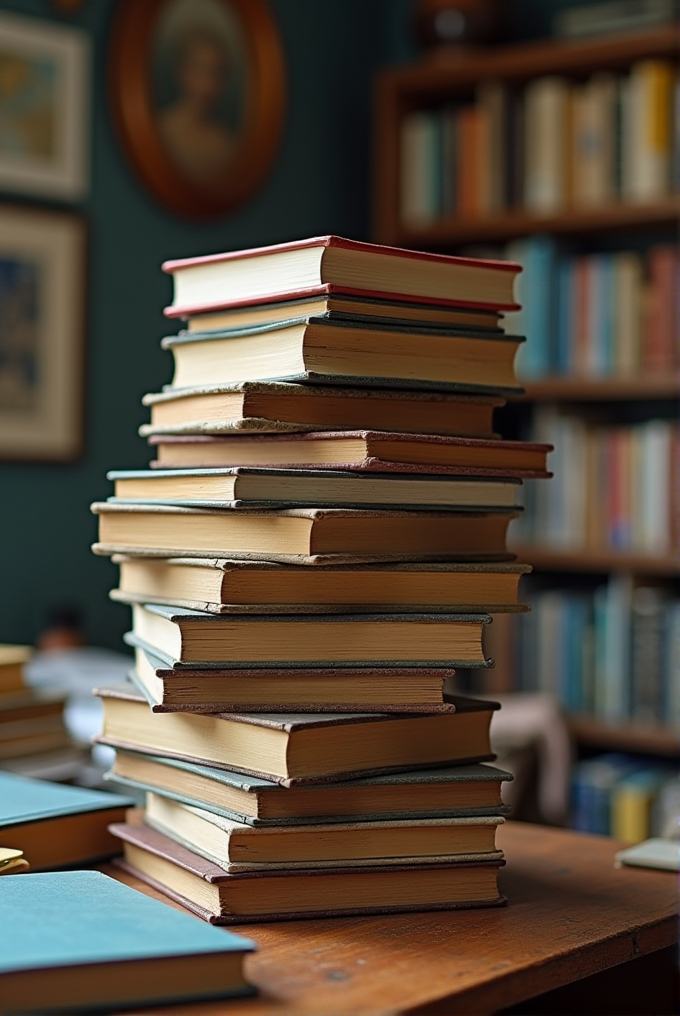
(390, 199, 680, 249)
(515, 376, 680, 401)
(567, 714, 680, 757)
(511, 546, 679, 575)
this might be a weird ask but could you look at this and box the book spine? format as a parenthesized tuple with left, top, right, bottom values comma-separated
(523, 76, 569, 212)
(399, 111, 439, 227)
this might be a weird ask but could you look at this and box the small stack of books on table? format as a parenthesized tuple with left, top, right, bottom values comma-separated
(0, 645, 76, 777)
(92, 236, 551, 923)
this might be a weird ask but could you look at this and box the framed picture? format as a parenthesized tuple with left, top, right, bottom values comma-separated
(110, 0, 286, 219)
(0, 12, 90, 199)
(0, 206, 85, 461)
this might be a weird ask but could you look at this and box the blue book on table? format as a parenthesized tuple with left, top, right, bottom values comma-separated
(0, 870, 255, 1012)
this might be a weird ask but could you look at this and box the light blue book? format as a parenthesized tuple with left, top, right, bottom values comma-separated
(0, 771, 134, 871)
(514, 236, 558, 379)
(0, 870, 255, 1012)
(555, 257, 574, 375)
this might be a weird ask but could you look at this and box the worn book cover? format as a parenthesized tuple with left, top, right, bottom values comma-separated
(112, 821, 507, 924)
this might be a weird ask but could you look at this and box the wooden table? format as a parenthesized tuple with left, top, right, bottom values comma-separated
(106, 822, 678, 1015)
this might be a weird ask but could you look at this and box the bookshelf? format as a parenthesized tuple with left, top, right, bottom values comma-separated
(387, 198, 680, 248)
(567, 715, 680, 757)
(373, 25, 680, 246)
(510, 547, 679, 577)
(373, 23, 680, 763)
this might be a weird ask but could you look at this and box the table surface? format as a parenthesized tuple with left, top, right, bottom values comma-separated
(105, 822, 678, 1016)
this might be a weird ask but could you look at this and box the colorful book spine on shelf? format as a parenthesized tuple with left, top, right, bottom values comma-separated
(517, 412, 677, 553)
(397, 60, 679, 229)
(571, 754, 679, 842)
(508, 244, 679, 379)
(514, 580, 680, 725)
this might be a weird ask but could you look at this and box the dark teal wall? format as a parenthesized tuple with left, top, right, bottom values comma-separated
(0, 0, 570, 650)
(0, 0, 391, 649)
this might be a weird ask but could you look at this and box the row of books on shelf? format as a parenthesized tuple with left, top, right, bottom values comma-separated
(513, 411, 678, 555)
(506, 238, 679, 378)
(400, 59, 680, 226)
(514, 579, 680, 725)
(571, 754, 679, 841)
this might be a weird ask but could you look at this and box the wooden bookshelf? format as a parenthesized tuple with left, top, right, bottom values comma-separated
(511, 546, 680, 576)
(374, 25, 680, 766)
(373, 25, 680, 247)
(516, 376, 680, 401)
(394, 199, 680, 249)
(568, 714, 680, 757)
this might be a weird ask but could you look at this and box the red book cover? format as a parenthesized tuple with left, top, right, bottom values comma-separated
(456, 107, 481, 219)
(162, 236, 521, 318)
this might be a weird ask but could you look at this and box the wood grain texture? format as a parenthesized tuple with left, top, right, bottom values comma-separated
(103, 821, 678, 1015)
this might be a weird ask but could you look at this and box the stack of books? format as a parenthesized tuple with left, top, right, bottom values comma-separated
(0, 645, 75, 775)
(92, 236, 551, 923)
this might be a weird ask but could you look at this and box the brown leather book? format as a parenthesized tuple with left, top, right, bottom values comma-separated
(107, 752, 513, 827)
(147, 430, 551, 477)
(111, 821, 506, 923)
(127, 647, 456, 714)
(95, 684, 499, 786)
(91, 504, 518, 562)
(141, 382, 505, 440)
(111, 557, 530, 616)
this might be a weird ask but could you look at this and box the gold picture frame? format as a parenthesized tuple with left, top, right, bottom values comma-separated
(109, 0, 286, 219)
(0, 205, 86, 462)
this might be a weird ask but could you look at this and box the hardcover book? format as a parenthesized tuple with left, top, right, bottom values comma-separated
(107, 751, 513, 826)
(162, 235, 521, 316)
(0, 771, 133, 870)
(162, 318, 524, 394)
(140, 381, 506, 439)
(107, 466, 523, 511)
(112, 821, 507, 923)
(0, 870, 255, 1012)
(147, 429, 551, 477)
(127, 602, 493, 668)
(112, 556, 530, 615)
(92, 503, 519, 562)
(143, 791, 505, 871)
(127, 644, 457, 713)
(96, 684, 499, 785)
(184, 292, 504, 334)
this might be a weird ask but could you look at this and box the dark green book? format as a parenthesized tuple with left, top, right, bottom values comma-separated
(106, 749, 512, 826)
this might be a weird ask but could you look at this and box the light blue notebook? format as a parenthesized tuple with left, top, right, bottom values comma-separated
(0, 771, 133, 829)
(0, 870, 255, 1012)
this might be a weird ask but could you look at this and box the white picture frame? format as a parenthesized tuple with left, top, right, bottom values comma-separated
(0, 205, 85, 461)
(0, 11, 90, 199)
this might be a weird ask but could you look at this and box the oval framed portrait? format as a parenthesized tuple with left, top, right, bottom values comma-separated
(110, 0, 286, 218)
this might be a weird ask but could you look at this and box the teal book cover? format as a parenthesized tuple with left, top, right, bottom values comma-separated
(0, 870, 255, 1011)
(0, 771, 133, 829)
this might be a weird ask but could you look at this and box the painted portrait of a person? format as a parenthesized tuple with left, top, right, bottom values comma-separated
(152, 0, 247, 194)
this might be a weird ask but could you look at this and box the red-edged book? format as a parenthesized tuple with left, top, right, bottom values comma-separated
(162, 236, 521, 318)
